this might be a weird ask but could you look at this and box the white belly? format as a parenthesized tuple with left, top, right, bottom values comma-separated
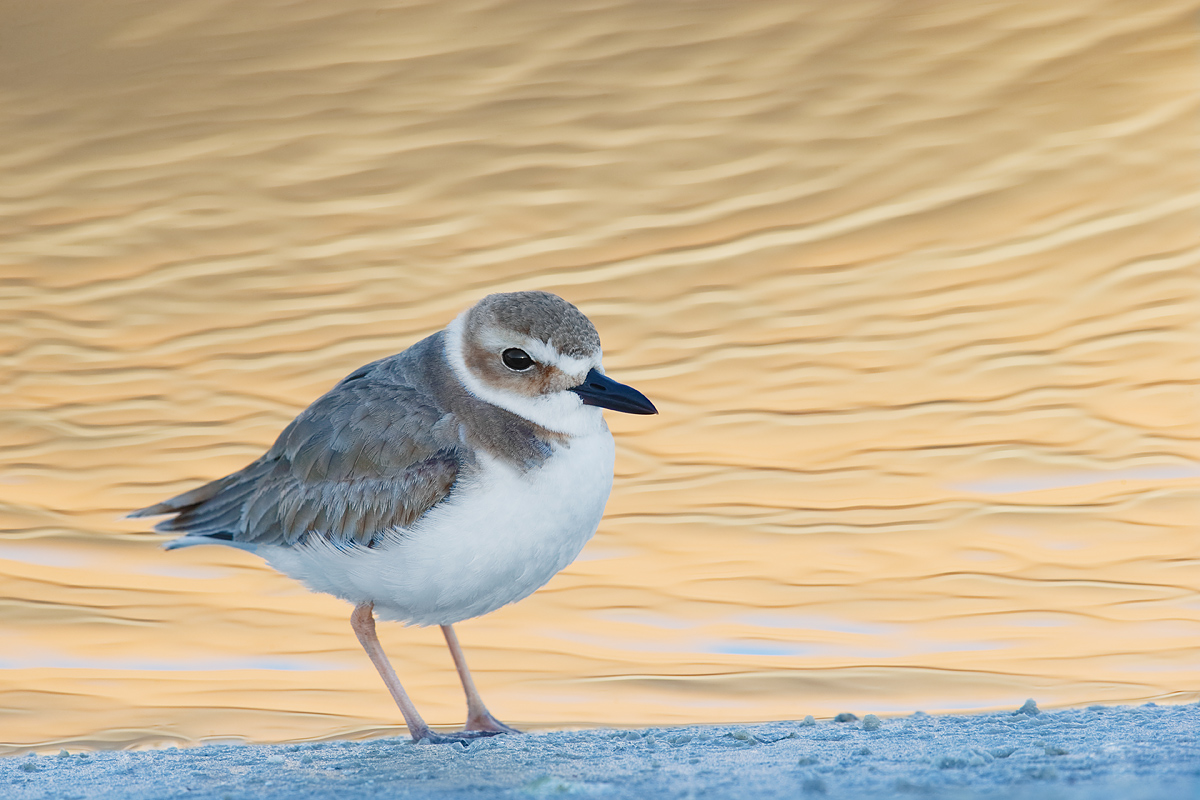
(262, 428, 616, 625)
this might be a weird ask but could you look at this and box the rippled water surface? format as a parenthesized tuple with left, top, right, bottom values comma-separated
(2, 0, 1198, 752)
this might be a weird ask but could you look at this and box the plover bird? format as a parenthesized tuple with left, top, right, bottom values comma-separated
(132, 291, 656, 744)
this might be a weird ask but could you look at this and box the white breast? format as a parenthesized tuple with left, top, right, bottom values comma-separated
(262, 425, 616, 626)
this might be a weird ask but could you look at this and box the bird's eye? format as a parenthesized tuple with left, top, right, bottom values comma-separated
(501, 348, 535, 371)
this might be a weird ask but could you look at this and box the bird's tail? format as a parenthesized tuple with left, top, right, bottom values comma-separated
(129, 459, 272, 547)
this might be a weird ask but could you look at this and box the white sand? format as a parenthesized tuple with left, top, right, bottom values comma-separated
(4, 701, 1198, 799)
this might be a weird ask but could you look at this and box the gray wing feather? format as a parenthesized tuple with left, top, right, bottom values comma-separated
(132, 354, 463, 549)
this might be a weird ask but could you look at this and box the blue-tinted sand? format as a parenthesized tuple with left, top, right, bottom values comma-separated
(4, 702, 1199, 799)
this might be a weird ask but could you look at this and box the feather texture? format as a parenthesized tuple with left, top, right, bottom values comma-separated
(131, 331, 563, 549)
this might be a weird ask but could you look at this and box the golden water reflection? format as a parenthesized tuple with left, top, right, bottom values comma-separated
(2, 0, 1199, 752)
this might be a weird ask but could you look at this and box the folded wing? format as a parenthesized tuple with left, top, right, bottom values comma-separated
(131, 376, 462, 549)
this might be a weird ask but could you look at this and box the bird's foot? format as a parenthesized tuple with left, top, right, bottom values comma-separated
(465, 710, 522, 735)
(413, 728, 508, 746)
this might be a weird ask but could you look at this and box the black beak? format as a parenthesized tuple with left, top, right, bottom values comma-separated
(571, 368, 657, 415)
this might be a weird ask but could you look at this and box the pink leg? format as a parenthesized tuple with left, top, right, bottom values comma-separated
(441, 624, 520, 734)
(351, 603, 466, 743)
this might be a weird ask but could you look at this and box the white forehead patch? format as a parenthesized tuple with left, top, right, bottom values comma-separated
(522, 338, 599, 381)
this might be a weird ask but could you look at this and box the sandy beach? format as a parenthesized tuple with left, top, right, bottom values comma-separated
(4, 702, 1198, 799)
